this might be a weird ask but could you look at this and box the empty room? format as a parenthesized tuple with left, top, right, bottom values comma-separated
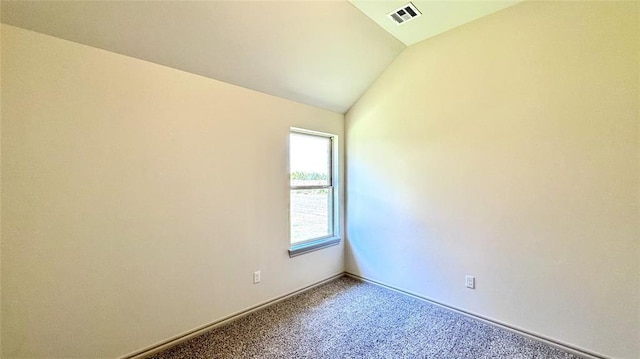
(1, 0, 638, 358)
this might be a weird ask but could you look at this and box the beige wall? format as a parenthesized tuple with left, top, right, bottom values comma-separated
(1, 24, 344, 358)
(346, 2, 639, 358)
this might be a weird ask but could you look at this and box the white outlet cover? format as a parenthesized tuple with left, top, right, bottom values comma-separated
(465, 275, 475, 289)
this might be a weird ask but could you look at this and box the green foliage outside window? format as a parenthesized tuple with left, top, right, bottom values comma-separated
(291, 171, 328, 181)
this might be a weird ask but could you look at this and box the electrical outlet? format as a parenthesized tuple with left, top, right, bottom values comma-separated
(253, 271, 261, 284)
(465, 275, 475, 289)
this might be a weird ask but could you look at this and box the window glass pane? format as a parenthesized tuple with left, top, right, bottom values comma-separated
(290, 133, 330, 187)
(290, 188, 332, 244)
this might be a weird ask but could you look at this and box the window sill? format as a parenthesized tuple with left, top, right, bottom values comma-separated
(288, 237, 341, 258)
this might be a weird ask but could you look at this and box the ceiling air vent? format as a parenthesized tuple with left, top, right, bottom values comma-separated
(387, 3, 422, 25)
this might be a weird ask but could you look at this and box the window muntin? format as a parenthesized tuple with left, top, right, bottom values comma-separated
(289, 131, 335, 246)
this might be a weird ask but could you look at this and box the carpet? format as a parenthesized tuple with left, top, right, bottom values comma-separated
(147, 276, 583, 358)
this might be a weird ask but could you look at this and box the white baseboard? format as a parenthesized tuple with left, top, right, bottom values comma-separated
(344, 272, 608, 359)
(120, 272, 345, 359)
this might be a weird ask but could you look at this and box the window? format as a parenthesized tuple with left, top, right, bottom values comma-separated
(288, 129, 340, 257)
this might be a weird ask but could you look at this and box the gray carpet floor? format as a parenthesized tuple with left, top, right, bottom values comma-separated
(147, 276, 583, 359)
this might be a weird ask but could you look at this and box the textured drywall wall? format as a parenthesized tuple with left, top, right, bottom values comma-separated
(346, 2, 639, 358)
(1, 24, 344, 358)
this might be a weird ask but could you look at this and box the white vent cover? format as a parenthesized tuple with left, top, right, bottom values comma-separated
(387, 3, 422, 25)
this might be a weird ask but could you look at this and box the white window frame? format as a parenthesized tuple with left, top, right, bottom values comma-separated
(288, 128, 341, 257)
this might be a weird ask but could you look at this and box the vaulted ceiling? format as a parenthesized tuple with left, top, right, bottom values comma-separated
(350, 0, 522, 46)
(1, 1, 521, 113)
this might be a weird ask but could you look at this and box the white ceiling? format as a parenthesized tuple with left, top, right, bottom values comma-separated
(1, 1, 404, 113)
(1, 1, 522, 113)
(350, 0, 522, 46)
